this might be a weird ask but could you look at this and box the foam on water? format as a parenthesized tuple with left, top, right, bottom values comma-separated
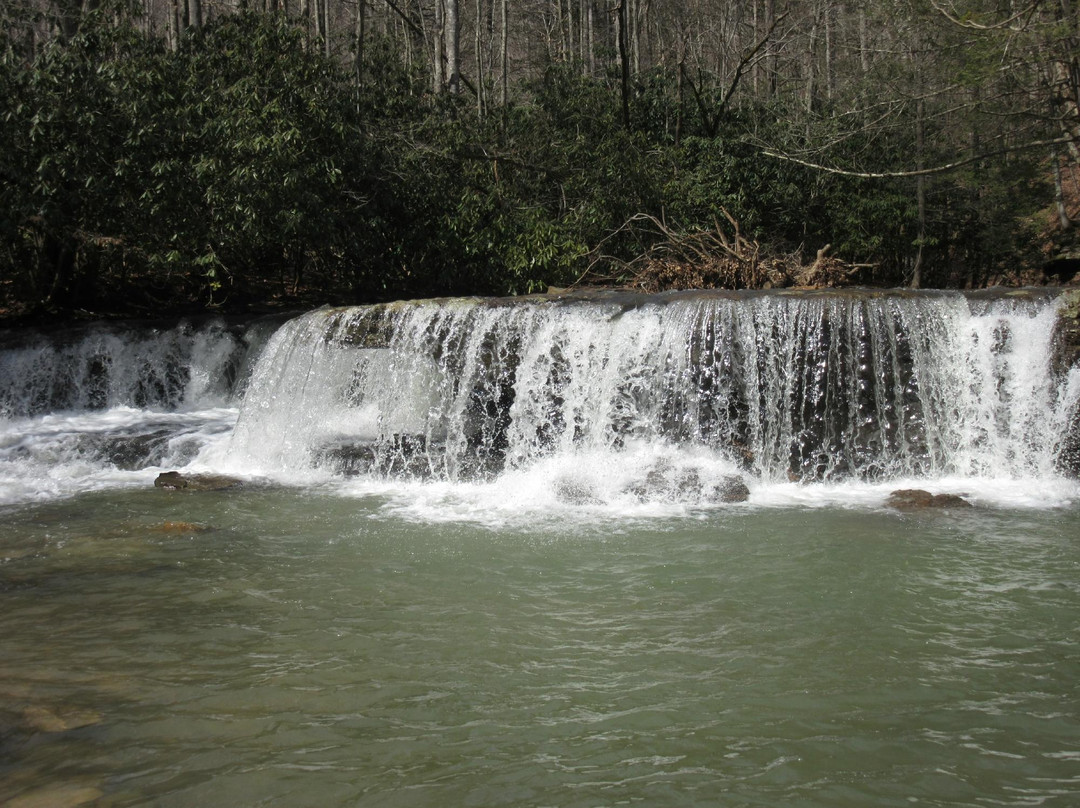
(0, 406, 239, 504)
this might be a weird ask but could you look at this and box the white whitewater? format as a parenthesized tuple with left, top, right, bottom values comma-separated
(0, 318, 275, 504)
(222, 291, 1079, 518)
(2, 292, 1078, 515)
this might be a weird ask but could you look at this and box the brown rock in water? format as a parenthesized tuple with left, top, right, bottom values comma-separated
(4, 783, 104, 808)
(149, 521, 209, 533)
(886, 489, 972, 510)
(154, 471, 242, 491)
(21, 705, 103, 733)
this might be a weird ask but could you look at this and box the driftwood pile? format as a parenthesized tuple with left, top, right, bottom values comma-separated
(579, 211, 862, 293)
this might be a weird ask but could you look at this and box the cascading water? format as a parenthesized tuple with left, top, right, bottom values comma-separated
(0, 317, 278, 503)
(2, 291, 1077, 512)
(220, 289, 1080, 515)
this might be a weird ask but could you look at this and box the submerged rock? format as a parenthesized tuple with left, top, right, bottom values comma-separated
(886, 489, 972, 510)
(154, 471, 242, 491)
(148, 521, 210, 533)
(4, 783, 104, 808)
(21, 705, 103, 734)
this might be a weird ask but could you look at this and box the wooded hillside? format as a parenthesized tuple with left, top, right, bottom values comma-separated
(2, 0, 1078, 317)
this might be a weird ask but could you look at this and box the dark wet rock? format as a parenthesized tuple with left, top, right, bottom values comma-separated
(154, 471, 243, 491)
(886, 489, 972, 510)
(1055, 288, 1080, 374)
(318, 442, 377, 476)
(1053, 289, 1080, 477)
(625, 463, 749, 504)
(74, 429, 173, 471)
(674, 468, 702, 497)
(318, 434, 437, 479)
(708, 475, 751, 503)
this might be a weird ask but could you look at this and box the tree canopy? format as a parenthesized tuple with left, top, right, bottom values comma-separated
(1, 0, 1077, 318)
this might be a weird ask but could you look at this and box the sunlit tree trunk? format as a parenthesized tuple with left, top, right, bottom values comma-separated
(912, 97, 926, 289)
(446, 0, 460, 94)
(170, 0, 182, 51)
(499, 0, 508, 106)
(434, 0, 445, 93)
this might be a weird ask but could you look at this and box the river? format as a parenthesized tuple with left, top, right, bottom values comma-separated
(1, 289, 1078, 806)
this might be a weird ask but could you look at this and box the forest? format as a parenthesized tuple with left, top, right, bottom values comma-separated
(1, 0, 1078, 318)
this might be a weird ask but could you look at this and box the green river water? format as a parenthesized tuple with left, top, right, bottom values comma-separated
(1, 489, 1077, 807)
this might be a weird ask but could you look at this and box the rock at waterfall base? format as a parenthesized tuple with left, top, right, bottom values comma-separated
(886, 489, 972, 510)
(154, 471, 242, 491)
(711, 476, 751, 503)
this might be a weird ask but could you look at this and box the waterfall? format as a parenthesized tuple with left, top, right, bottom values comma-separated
(0, 317, 278, 503)
(229, 290, 1080, 496)
(2, 291, 1077, 509)
(0, 317, 278, 417)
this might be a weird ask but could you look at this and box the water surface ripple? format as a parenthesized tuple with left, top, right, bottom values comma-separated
(1, 491, 1077, 807)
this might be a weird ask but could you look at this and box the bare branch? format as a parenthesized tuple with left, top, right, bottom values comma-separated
(930, 0, 1044, 31)
(758, 135, 1077, 178)
(715, 10, 790, 118)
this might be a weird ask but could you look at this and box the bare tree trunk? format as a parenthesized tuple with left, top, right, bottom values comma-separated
(446, 0, 460, 93)
(170, 0, 182, 51)
(823, 1, 832, 102)
(585, 0, 594, 74)
(805, 7, 817, 114)
(1054, 146, 1074, 230)
(618, 0, 631, 128)
(475, 0, 485, 114)
(566, 0, 575, 63)
(323, 0, 331, 57)
(187, 0, 201, 30)
(675, 44, 684, 145)
(859, 4, 869, 74)
(499, 0, 508, 106)
(355, 0, 366, 86)
(752, 0, 759, 95)
(765, 0, 776, 96)
(912, 98, 926, 289)
(434, 0, 445, 93)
